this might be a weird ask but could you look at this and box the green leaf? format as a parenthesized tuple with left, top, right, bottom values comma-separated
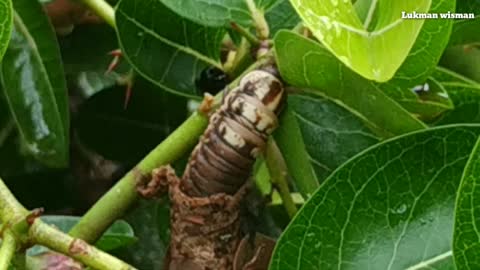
(270, 125, 480, 270)
(289, 0, 430, 81)
(385, 77, 453, 121)
(116, 199, 170, 270)
(76, 78, 188, 163)
(28, 216, 136, 255)
(274, 31, 426, 137)
(1, 0, 69, 168)
(116, 0, 225, 98)
(440, 45, 480, 83)
(0, 0, 12, 60)
(454, 137, 480, 269)
(265, 0, 299, 36)
(159, 0, 279, 27)
(59, 24, 126, 75)
(431, 68, 480, 125)
(377, 0, 455, 118)
(275, 105, 318, 198)
(449, 17, 480, 46)
(275, 94, 379, 198)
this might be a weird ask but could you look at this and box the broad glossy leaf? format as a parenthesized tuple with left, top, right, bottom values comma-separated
(274, 31, 426, 137)
(454, 137, 480, 269)
(270, 125, 480, 270)
(0, 0, 12, 60)
(116, 0, 225, 98)
(289, 0, 430, 81)
(1, 0, 69, 168)
(28, 216, 136, 255)
(275, 94, 379, 198)
(159, 0, 279, 27)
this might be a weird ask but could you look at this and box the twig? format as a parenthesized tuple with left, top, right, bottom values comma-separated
(30, 221, 136, 270)
(0, 230, 16, 270)
(264, 139, 298, 218)
(80, 0, 115, 29)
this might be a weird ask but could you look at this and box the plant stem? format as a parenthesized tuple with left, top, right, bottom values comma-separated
(244, 0, 269, 39)
(30, 221, 136, 270)
(80, 0, 116, 29)
(230, 23, 260, 46)
(264, 139, 298, 218)
(0, 178, 27, 222)
(0, 230, 16, 270)
(69, 113, 208, 243)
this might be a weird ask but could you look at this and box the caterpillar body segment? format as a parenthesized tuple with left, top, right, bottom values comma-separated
(182, 70, 285, 197)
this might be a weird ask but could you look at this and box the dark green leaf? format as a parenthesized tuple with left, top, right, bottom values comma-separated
(274, 31, 426, 138)
(454, 137, 480, 269)
(449, 17, 480, 46)
(28, 216, 136, 255)
(265, 0, 299, 36)
(270, 125, 480, 270)
(275, 94, 379, 198)
(159, 0, 279, 27)
(116, 199, 170, 270)
(275, 105, 318, 198)
(0, 0, 12, 60)
(59, 24, 126, 75)
(440, 45, 480, 83)
(95, 220, 137, 251)
(76, 78, 187, 163)
(431, 68, 480, 125)
(116, 0, 225, 98)
(1, 0, 69, 168)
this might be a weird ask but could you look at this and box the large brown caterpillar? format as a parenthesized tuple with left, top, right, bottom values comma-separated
(181, 69, 285, 197)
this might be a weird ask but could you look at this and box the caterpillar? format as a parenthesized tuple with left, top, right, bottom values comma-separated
(181, 68, 285, 197)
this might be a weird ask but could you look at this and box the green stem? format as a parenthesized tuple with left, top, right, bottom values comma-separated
(80, 0, 116, 29)
(230, 23, 260, 46)
(69, 56, 274, 243)
(0, 230, 16, 270)
(0, 178, 28, 222)
(69, 113, 208, 243)
(244, 0, 269, 39)
(30, 221, 135, 270)
(264, 139, 298, 218)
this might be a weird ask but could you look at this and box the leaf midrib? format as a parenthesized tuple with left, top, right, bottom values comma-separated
(116, 8, 222, 69)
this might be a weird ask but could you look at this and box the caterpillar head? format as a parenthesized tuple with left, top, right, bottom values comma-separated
(239, 70, 285, 115)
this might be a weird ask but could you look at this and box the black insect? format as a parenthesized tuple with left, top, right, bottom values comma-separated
(196, 67, 229, 95)
(183, 69, 285, 197)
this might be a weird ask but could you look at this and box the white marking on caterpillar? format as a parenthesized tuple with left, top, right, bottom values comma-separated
(182, 69, 285, 196)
